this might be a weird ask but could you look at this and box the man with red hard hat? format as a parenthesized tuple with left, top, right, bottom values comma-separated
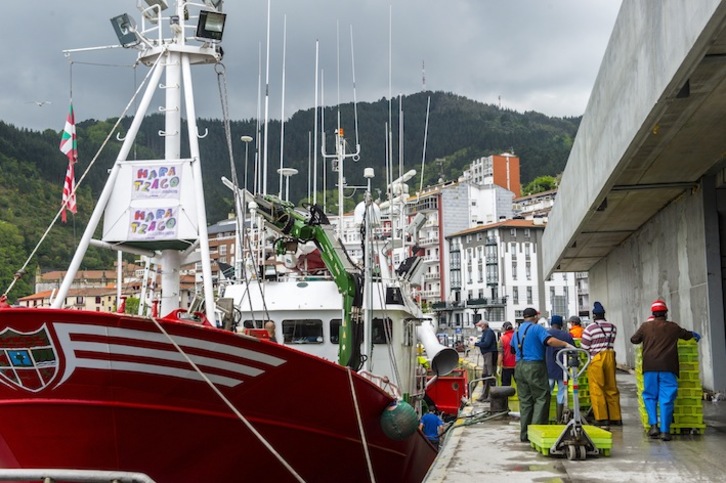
(631, 299, 701, 441)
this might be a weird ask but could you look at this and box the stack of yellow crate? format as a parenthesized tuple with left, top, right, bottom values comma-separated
(635, 339, 705, 434)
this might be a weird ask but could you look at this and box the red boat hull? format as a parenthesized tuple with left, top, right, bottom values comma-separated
(0, 308, 436, 482)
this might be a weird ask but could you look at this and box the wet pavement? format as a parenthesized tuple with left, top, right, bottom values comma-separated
(424, 364, 726, 482)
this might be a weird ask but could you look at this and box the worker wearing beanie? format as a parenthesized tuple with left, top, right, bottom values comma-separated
(631, 299, 701, 441)
(580, 301, 622, 429)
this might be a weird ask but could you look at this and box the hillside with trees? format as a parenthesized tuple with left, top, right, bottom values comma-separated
(0, 91, 579, 301)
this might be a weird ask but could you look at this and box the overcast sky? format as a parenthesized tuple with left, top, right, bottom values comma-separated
(2, 1, 622, 132)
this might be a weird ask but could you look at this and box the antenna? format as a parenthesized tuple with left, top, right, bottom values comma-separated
(278, 14, 287, 199)
(420, 95, 430, 194)
(350, 25, 360, 152)
(313, 39, 319, 205)
(262, 0, 271, 195)
(387, 5, 393, 199)
(422, 60, 426, 91)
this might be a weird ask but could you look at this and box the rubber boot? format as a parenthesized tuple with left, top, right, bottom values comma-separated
(556, 403, 564, 424)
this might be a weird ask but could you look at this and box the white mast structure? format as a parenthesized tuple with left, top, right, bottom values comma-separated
(52, 1, 223, 323)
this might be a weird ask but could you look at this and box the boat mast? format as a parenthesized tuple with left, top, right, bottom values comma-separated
(53, 1, 221, 324)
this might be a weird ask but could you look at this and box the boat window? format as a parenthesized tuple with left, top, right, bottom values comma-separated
(329, 318, 392, 344)
(372, 318, 392, 344)
(330, 319, 342, 344)
(242, 320, 264, 329)
(283, 319, 323, 344)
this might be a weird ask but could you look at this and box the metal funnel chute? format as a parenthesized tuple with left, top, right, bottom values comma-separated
(416, 320, 459, 376)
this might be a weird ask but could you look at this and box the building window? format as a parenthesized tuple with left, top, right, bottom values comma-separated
(526, 287, 533, 304)
(512, 261, 517, 280)
(510, 228, 517, 237)
(95, 296, 102, 304)
(524, 228, 531, 238)
(526, 263, 531, 280)
(486, 264, 498, 284)
(512, 287, 519, 304)
(219, 245, 227, 256)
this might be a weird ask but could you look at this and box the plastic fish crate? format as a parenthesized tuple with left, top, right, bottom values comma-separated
(677, 388, 702, 398)
(670, 423, 706, 435)
(678, 379, 701, 389)
(680, 362, 699, 372)
(679, 370, 701, 381)
(674, 414, 704, 425)
(674, 397, 704, 410)
(527, 425, 612, 457)
(678, 353, 699, 362)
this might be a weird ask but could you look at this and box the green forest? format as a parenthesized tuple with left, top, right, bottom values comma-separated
(0, 90, 580, 302)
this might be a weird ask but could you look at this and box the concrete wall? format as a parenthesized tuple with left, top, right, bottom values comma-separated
(588, 177, 726, 391)
(543, 0, 724, 273)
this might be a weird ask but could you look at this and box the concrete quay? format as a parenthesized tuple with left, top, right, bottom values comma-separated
(424, 368, 726, 482)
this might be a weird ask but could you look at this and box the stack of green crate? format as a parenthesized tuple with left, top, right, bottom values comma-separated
(548, 340, 591, 422)
(506, 340, 591, 420)
(635, 339, 705, 434)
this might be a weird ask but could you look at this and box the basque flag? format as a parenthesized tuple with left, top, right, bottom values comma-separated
(59, 103, 78, 223)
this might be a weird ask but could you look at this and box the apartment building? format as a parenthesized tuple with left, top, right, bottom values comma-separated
(443, 218, 577, 339)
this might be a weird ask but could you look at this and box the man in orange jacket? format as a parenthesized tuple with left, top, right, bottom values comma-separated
(568, 315, 584, 339)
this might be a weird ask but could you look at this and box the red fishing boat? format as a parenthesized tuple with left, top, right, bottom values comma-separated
(0, 1, 443, 481)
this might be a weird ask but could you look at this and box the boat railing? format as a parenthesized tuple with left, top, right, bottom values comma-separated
(0, 469, 156, 482)
(357, 370, 402, 399)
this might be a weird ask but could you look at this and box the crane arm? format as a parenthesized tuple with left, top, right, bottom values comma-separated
(252, 194, 364, 369)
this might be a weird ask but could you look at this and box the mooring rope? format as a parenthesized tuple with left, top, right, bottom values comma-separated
(151, 317, 306, 482)
(348, 367, 376, 483)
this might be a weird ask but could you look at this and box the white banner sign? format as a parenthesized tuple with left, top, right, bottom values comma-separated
(128, 207, 179, 240)
(131, 164, 182, 200)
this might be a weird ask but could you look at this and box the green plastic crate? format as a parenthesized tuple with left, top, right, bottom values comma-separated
(527, 424, 612, 457)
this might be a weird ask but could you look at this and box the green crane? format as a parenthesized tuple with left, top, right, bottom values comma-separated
(252, 194, 365, 369)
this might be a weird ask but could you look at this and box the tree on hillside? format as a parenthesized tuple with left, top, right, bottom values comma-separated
(0, 221, 33, 303)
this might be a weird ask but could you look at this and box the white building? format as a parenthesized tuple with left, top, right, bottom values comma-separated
(444, 218, 578, 337)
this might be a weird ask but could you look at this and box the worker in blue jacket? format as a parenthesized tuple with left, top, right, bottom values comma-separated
(475, 321, 498, 401)
(511, 308, 575, 443)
